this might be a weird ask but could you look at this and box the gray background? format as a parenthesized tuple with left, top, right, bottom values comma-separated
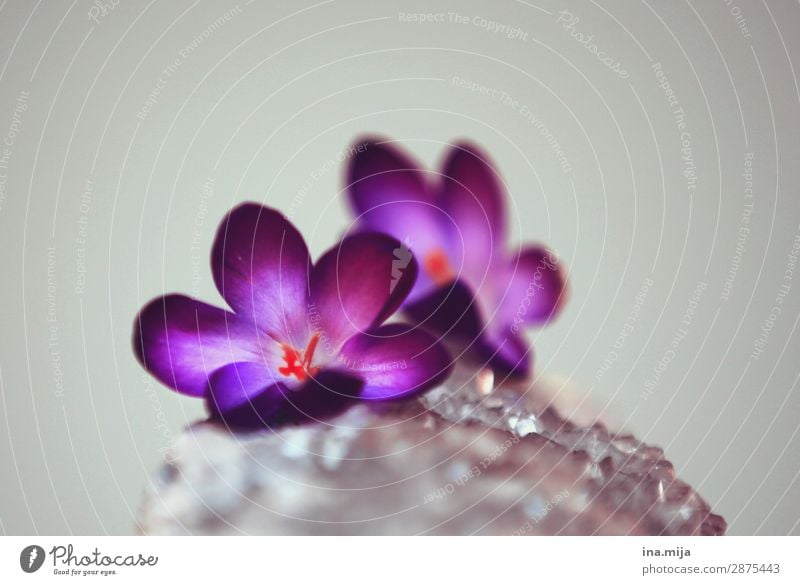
(0, 0, 798, 535)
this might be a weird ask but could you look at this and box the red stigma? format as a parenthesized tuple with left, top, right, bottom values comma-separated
(278, 334, 320, 381)
(424, 248, 454, 286)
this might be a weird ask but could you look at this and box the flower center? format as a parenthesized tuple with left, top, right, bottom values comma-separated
(278, 333, 320, 381)
(423, 248, 455, 286)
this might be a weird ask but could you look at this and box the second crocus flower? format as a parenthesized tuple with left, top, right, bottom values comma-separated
(346, 138, 567, 380)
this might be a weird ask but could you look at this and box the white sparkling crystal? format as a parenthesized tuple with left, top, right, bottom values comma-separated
(138, 368, 725, 535)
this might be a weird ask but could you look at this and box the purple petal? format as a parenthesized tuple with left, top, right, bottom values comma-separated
(133, 294, 260, 397)
(309, 232, 418, 354)
(274, 369, 365, 423)
(347, 136, 429, 218)
(338, 323, 453, 400)
(404, 279, 485, 342)
(205, 361, 286, 426)
(211, 203, 310, 345)
(346, 137, 455, 301)
(439, 142, 506, 285)
(207, 365, 364, 428)
(478, 329, 532, 381)
(404, 279, 533, 380)
(495, 245, 567, 328)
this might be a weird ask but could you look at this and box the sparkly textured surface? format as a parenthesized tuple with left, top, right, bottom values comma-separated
(138, 369, 725, 535)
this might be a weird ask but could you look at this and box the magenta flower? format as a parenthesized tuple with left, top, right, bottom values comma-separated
(133, 203, 452, 428)
(346, 138, 567, 380)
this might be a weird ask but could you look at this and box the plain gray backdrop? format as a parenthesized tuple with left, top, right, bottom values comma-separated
(0, 0, 798, 535)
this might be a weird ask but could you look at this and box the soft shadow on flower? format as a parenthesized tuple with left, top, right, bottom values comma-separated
(345, 137, 567, 380)
(133, 203, 453, 429)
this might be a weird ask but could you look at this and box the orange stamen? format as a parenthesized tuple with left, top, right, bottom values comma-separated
(423, 248, 455, 286)
(278, 333, 320, 381)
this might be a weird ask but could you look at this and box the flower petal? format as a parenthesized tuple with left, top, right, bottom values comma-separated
(495, 245, 567, 328)
(211, 203, 310, 345)
(346, 137, 454, 301)
(404, 279, 533, 380)
(404, 279, 485, 342)
(309, 232, 418, 354)
(133, 294, 260, 397)
(478, 329, 533, 381)
(274, 369, 365, 423)
(338, 323, 453, 400)
(207, 364, 364, 428)
(205, 361, 285, 425)
(439, 142, 506, 285)
(347, 136, 429, 217)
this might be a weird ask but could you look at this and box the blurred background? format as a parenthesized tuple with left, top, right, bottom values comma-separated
(0, 0, 798, 535)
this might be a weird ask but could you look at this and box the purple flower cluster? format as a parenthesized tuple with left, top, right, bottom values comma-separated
(133, 139, 566, 429)
(347, 138, 567, 380)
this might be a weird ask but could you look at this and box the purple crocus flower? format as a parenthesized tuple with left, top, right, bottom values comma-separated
(345, 138, 567, 380)
(133, 203, 452, 428)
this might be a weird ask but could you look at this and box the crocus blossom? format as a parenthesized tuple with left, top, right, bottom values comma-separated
(346, 138, 567, 380)
(133, 203, 452, 428)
